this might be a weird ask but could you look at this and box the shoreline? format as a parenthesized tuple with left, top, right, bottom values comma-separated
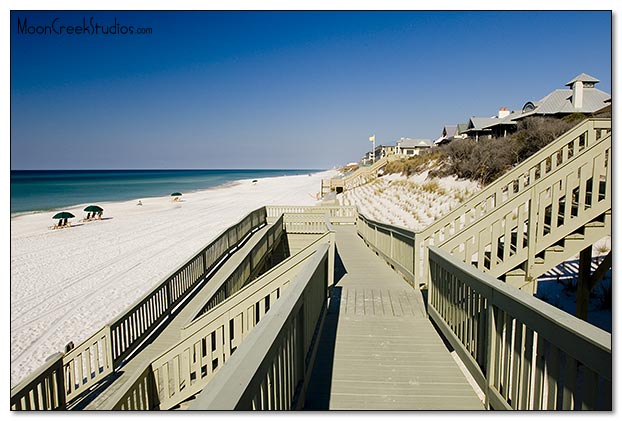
(9, 179, 243, 219)
(10, 170, 326, 218)
(10, 169, 336, 386)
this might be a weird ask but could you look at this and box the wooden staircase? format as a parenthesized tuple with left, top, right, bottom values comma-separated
(417, 118, 611, 294)
(504, 210, 611, 290)
(322, 155, 399, 195)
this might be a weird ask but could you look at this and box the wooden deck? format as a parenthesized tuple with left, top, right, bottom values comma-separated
(304, 225, 485, 410)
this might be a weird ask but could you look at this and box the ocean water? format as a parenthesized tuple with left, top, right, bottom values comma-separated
(10, 169, 321, 214)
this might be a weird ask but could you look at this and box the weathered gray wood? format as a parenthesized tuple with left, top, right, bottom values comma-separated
(304, 225, 484, 410)
(82, 224, 274, 409)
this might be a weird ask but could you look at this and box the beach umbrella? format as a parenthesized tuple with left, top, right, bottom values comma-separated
(84, 205, 104, 219)
(53, 212, 75, 219)
(171, 192, 182, 197)
(52, 211, 75, 226)
(84, 205, 103, 213)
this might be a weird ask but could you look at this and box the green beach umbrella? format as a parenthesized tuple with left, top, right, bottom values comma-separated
(84, 205, 103, 213)
(52, 211, 75, 226)
(84, 205, 104, 219)
(52, 212, 75, 219)
(171, 192, 182, 197)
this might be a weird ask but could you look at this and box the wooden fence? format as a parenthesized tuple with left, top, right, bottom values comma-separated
(11, 207, 268, 410)
(427, 246, 611, 410)
(189, 243, 331, 410)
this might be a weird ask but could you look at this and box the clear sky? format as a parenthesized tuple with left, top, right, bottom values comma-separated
(10, 10, 612, 170)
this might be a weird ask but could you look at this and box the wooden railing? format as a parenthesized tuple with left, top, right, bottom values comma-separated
(427, 246, 611, 410)
(356, 213, 416, 285)
(415, 118, 610, 286)
(442, 129, 611, 287)
(193, 214, 285, 319)
(11, 207, 268, 409)
(266, 205, 357, 225)
(321, 156, 399, 195)
(106, 210, 335, 410)
(189, 243, 331, 410)
(147, 232, 334, 410)
(357, 118, 611, 289)
(10, 353, 66, 410)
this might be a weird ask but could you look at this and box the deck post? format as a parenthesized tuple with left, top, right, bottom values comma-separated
(484, 304, 497, 409)
(576, 245, 592, 321)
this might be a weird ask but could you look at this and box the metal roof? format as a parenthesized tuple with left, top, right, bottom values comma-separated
(515, 87, 611, 119)
(442, 125, 458, 138)
(397, 138, 432, 148)
(566, 72, 600, 86)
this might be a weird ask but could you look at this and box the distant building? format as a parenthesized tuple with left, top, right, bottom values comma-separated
(395, 138, 432, 156)
(514, 73, 611, 120)
(433, 124, 469, 146)
(373, 144, 396, 161)
(360, 151, 374, 165)
(464, 107, 520, 141)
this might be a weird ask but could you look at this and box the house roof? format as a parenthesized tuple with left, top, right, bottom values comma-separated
(442, 125, 458, 138)
(514, 73, 610, 120)
(397, 138, 432, 148)
(433, 135, 446, 145)
(515, 87, 611, 119)
(467, 117, 495, 131)
(566, 73, 600, 86)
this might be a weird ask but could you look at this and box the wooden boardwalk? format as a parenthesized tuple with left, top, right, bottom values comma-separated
(78, 225, 272, 410)
(305, 225, 484, 410)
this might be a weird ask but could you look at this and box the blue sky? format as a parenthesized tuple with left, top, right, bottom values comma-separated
(10, 10, 612, 170)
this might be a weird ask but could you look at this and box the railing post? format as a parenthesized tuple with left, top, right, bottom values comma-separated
(484, 304, 497, 409)
(525, 187, 539, 285)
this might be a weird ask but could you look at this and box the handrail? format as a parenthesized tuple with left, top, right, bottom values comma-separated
(10, 353, 66, 410)
(414, 118, 610, 281)
(266, 205, 357, 225)
(107, 207, 267, 365)
(322, 155, 399, 194)
(356, 211, 416, 285)
(427, 246, 611, 410)
(191, 213, 284, 320)
(11, 207, 269, 409)
(101, 213, 335, 410)
(144, 234, 333, 410)
(189, 243, 331, 410)
(441, 132, 611, 284)
(356, 118, 611, 287)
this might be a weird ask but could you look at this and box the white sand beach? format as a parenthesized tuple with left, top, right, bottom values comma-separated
(10, 170, 336, 386)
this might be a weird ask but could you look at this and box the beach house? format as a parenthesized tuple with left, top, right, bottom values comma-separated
(433, 124, 468, 146)
(514, 73, 611, 120)
(373, 144, 396, 161)
(463, 107, 519, 141)
(395, 137, 432, 155)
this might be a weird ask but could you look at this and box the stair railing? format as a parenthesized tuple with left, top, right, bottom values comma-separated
(412, 118, 611, 286)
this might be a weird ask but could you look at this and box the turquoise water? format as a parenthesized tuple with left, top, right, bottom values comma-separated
(10, 169, 321, 214)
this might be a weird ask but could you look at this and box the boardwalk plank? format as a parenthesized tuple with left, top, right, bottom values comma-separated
(304, 225, 484, 410)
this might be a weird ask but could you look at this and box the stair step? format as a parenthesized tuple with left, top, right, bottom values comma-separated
(505, 268, 526, 277)
(565, 233, 585, 241)
(534, 257, 545, 265)
(546, 245, 564, 253)
(585, 221, 605, 229)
